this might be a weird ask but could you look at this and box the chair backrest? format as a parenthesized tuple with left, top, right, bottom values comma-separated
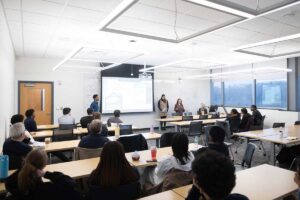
(182, 115, 193, 121)
(216, 121, 231, 139)
(74, 147, 102, 160)
(172, 113, 179, 116)
(188, 121, 203, 137)
(199, 115, 208, 120)
(228, 117, 241, 133)
(160, 132, 179, 148)
(52, 128, 74, 141)
(183, 112, 192, 116)
(204, 125, 214, 145)
(119, 124, 133, 135)
(242, 143, 256, 168)
(295, 121, 300, 125)
(59, 124, 75, 130)
(117, 134, 148, 153)
(273, 123, 285, 128)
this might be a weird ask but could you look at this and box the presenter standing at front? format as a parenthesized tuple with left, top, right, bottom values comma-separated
(174, 98, 185, 116)
(90, 94, 100, 112)
(158, 94, 169, 130)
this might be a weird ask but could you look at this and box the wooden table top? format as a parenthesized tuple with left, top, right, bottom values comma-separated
(138, 190, 184, 200)
(32, 126, 140, 139)
(234, 125, 300, 145)
(173, 164, 298, 200)
(34, 132, 161, 152)
(126, 143, 202, 168)
(170, 118, 226, 126)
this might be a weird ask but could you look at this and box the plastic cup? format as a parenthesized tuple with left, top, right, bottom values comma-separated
(151, 146, 157, 161)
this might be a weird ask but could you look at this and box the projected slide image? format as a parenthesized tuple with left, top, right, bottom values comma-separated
(102, 77, 153, 113)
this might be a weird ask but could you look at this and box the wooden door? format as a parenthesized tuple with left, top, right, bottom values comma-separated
(19, 82, 53, 125)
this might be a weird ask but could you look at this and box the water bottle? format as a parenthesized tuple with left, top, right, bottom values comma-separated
(279, 126, 284, 138)
(150, 125, 154, 134)
(0, 155, 9, 182)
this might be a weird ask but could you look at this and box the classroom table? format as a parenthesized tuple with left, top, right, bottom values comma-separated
(234, 125, 300, 165)
(155, 114, 226, 133)
(34, 132, 161, 153)
(172, 164, 298, 200)
(0, 143, 200, 193)
(31, 126, 139, 139)
(170, 118, 226, 132)
(138, 190, 184, 200)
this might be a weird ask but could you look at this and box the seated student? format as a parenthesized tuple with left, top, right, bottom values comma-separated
(11, 114, 35, 144)
(80, 108, 94, 128)
(3, 122, 33, 169)
(58, 107, 75, 125)
(88, 141, 140, 200)
(195, 126, 229, 158)
(250, 105, 262, 126)
(239, 108, 251, 132)
(198, 103, 208, 115)
(145, 133, 194, 185)
(5, 149, 81, 200)
(79, 120, 109, 149)
(186, 150, 249, 200)
(227, 109, 241, 132)
(107, 110, 123, 127)
(92, 112, 108, 136)
(24, 109, 38, 132)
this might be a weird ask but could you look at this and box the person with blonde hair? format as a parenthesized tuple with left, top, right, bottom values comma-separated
(5, 149, 81, 200)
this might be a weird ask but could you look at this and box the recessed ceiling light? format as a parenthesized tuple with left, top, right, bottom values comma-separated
(129, 40, 136, 43)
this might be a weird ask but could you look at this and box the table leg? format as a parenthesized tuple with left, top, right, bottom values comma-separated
(156, 138, 160, 147)
(270, 143, 276, 165)
(159, 121, 162, 134)
(175, 125, 178, 132)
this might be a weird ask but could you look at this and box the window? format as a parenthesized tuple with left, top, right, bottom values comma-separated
(224, 80, 253, 107)
(211, 81, 222, 105)
(256, 80, 287, 109)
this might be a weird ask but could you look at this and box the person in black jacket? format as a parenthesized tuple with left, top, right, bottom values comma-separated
(250, 105, 263, 126)
(227, 109, 241, 133)
(158, 94, 169, 130)
(24, 109, 38, 132)
(79, 120, 109, 149)
(80, 108, 94, 128)
(239, 108, 251, 132)
(3, 123, 33, 170)
(5, 149, 81, 200)
(92, 112, 109, 136)
(88, 141, 140, 200)
(194, 126, 229, 158)
(186, 150, 248, 200)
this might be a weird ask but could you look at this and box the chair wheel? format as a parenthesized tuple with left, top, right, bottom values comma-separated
(263, 153, 266, 156)
(259, 147, 262, 150)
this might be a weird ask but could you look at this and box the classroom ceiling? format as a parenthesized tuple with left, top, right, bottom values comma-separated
(1, 0, 300, 71)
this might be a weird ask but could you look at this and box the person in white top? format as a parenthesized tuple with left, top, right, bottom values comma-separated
(146, 133, 195, 185)
(58, 107, 75, 125)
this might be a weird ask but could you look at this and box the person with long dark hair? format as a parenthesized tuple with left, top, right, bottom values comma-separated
(174, 98, 185, 116)
(5, 149, 81, 200)
(145, 133, 194, 185)
(158, 94, 169, 130)
(88, 141, 140, 200)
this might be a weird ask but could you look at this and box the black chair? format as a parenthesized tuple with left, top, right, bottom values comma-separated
(215, 121, 231, 140)
(172, 113, 179, 116)
(52, 128, 76, 142)
(228, 117, 241, 133)
(199, 115, 208, 120)
(204, 125, 214, 146)
(250, 115, 266, 131)
(235, 143, 256, 170)
(184, 112, 193, 116)
(273, 123, 285, 128)
(119, 124, 133, 135)
(160, 132, 179, 148)
(182, 115, 193, 121)
(295, 121, 300, 125)
(117, 134, 148, 153)
(59, 124, 75, 130)
(188, 121, 203, 137)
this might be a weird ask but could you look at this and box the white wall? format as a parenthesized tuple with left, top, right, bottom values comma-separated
(0, 4, 15, 145)
(15, 57, 211, 128)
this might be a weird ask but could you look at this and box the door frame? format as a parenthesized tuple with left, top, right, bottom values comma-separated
(18, 81, 54, 124)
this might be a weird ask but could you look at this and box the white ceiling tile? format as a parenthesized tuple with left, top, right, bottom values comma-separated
(4, 9, 21, 22)
(2, 0, 20, 9)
